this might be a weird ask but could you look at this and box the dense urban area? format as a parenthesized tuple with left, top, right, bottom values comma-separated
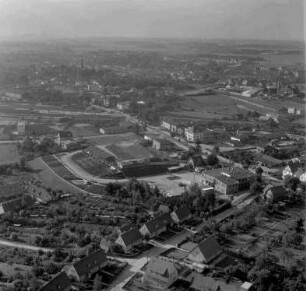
(0, 38, 305, 291)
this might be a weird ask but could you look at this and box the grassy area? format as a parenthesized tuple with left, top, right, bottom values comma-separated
(171, 94, 244, 120)
(0, 144, 19, 165)
(87, 133, 139, 146)
(0, 262, 31, 277)
(29, 158, 84, 194)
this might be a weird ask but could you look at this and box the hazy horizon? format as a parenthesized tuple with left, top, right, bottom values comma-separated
(0, 0, 304, 42)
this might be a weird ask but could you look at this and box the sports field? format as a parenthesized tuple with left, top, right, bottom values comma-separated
(106, 141, 152, 161)
(87, 132, 139, 145)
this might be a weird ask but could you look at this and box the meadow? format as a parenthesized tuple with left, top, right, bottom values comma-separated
(0, 144, 19, 165)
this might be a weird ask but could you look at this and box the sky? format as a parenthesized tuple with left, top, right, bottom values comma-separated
(0, 0, 304, 41)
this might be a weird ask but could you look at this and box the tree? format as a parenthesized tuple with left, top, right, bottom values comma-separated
(256, 167, 264, 182)
(10, 232, 18, 241)
(206, 154, 218, 166)
(281, 248, 294, 263)
(285, 177, 300, 191)
(213, 145, 220, 155)
(250, 181, 262, 194)
(195, 139, 202, 154)
(93, 274, 103, 291)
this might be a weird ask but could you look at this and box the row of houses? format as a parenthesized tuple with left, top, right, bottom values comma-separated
(143, 237, 253, 290)
(161, 118, 229, 144)
(101, 206, 192, 253)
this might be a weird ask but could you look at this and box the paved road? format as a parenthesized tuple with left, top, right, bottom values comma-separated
(0, 238, 53, 253)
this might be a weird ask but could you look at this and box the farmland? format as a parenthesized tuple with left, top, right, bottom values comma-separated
(0, 144, 19, 165)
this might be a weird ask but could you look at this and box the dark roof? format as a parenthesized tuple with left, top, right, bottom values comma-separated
(40, 272, 71, 291)
(58, 131, 73, 139)
(172, 205, 191, 221)
(153, 138, 174, 145)
(144, 213, 173, 234)
(1, 196, 33, 213)
(265, 185, 287, 201)
(214, 174, 238, 186)
(192, 236, 222, 263)
(72, 249, 107, 277)
(119, 228, 142, 247)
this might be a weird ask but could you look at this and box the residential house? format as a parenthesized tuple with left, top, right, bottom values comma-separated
(140, 213, 173, 238)
(171, 205, 192, 224)
(65, 249, 107, 281)
(115, 228, 142, 252)
(56, 131, 73, 147)
(152, 138, 175, 151)
(103, 95, 118, 108)
(282, 160, 303, 180)
(262, 185, 288, 203)
(188, 236, 222, 264)
(117, 101, 130, 111)
(39, 272, 71, 291)
(187, 272, 253, 291)
(0, 196, 34, 215)
(143, 257, 184, 288)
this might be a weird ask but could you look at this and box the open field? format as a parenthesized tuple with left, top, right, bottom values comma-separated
(171, 94, 245, 120)
(67, 124, 99, 137)
(106, 142, 152, 161)
(0, 144, 19, 165)
(29, 157, 85, 194)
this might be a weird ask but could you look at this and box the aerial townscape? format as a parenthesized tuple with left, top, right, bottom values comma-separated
(0, 1, 305, 291)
